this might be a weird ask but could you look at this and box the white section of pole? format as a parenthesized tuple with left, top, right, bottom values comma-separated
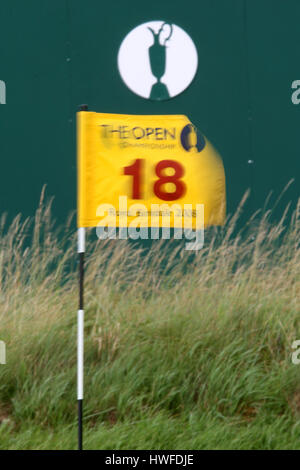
(77, 309, 84, 400)
(78, 227, 85, 253)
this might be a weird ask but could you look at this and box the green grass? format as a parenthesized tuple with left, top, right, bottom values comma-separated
(0, 191, 299, 449)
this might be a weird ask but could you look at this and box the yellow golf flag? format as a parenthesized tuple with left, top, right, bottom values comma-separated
(77, 112, 226, 229)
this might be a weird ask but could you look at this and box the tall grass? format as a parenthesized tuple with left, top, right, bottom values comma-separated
(0, 190, 299, 449)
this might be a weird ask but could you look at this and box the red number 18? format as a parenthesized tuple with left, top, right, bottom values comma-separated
(123, 159, 186, 201)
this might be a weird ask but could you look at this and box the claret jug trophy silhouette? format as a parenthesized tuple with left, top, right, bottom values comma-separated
(148, 22, 173, 100)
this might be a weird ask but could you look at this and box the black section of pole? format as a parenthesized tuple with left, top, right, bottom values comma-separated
(78, 399, 83, 450)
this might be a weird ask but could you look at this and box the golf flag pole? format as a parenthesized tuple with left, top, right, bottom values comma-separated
(77, 104, 88, 450)
(76, 106, 226, 450)
(77, 226, 85, 450)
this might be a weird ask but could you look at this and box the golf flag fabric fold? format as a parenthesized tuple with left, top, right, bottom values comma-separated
(77, 112, 226, 229)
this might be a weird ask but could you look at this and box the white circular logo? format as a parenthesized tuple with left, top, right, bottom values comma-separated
(118, 21, 198, 101)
